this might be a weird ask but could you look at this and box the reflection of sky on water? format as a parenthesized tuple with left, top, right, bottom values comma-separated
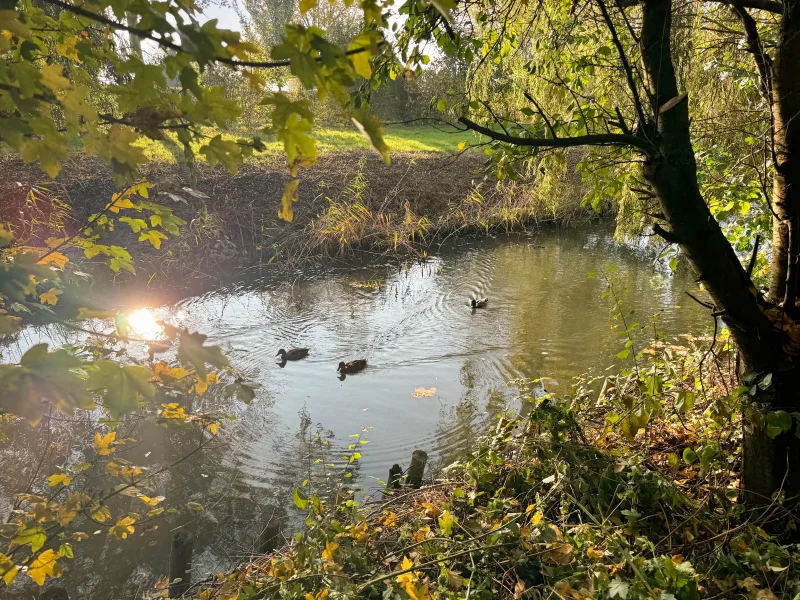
(0, 225, 712, 599)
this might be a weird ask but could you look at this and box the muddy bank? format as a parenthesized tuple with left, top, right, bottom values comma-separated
(1, 149, 597, 306)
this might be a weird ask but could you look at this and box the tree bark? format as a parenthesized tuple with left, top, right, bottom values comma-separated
(638, 0, 779, 370)
(637, 0, 800, 504)
(770, 0, 800, 308)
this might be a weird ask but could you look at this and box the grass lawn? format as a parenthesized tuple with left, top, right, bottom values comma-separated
(0, 124, 481, 170)
(132, 123, 480, 164)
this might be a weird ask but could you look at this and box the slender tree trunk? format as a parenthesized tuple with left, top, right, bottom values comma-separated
(770, 0, 800, 309)
(638, 0, 778, 368)
(637, 0, 800, 504)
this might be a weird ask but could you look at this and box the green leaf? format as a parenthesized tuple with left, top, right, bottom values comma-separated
(766, 410, 792, 438)
(177, 331, 229, 379)
(299, 0, 317, 13)
(86, 361, 155, 418)
(293, 487, 308, 510)
(138, 229, 168, 249)
(119, 217, 148, 233)
(616, 348, 631, 360)
(12, 526, 47, 552)
(675, 391, 695, 414)
(683, 447, 697, 464)
(351, 110, 390, 164)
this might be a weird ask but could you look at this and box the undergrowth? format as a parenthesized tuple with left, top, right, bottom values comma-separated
(298, 152, 600, 260)
(191, 324, 800, 600)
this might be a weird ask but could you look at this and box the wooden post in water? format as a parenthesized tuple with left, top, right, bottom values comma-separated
(169, 531, 193, 598)
(407, 450, 428, 489)
(41, 588, 69, 600)
(257, 522, 281, 554)
(388, 464, 403, 489)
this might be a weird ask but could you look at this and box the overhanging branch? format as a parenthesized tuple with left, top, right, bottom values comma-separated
(617, 0, 782, 12)
(40, 0, 370, 69)
(458, 116, 657, 155)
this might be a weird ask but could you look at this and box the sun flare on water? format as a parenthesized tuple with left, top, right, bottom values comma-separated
(127, 308, 162, 340)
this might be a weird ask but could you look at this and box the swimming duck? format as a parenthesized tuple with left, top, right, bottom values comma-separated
(471, 298, 489, 309)
(276, 348, 310, 361)
(337, 359, 367, 374)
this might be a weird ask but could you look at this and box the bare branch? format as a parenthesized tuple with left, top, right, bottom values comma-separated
(458, 116, 658, 155)
(596, 0, 649, 127)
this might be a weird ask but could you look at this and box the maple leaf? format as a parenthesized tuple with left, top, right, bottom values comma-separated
(27, 549, 62, 585)
(37, 252, 68, 269)
(0, 552, 18, 586)
(39, 287, 63, 305)
(94, 431, 116, 456)
(109, 516, 136, 539)
(177, 330, 229, 379)
(48, 473, 72, 487)
(396, 556, 418, 588)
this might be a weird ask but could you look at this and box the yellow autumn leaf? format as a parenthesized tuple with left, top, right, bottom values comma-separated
(278, 179, 300, 222)
(48, 473, 72, 487)
(39, 287, 63, 306)
(106, 197, 135, 213)
(94, 431, 116, 455)
(192, 371, 219, 395)
(304, 590, 329, 600)
(525, 503, 536, 514)
(27, 549, 61, 585)
(208, 423, 219, 435)
(586, 546, 605, 560)
(530, 511, 544, 525)
(0, 552, 18, 586)
(109, 516, 136, 539)
(37, 252, 69, 269)
(458, 141, 467, 151)
(405, 583, 433, 600)
(396, 556, 418, 588)
(412, 387, 437, 398)
(379, 511, 397, 527)
(321, 540, 338, 565)
(412, 525, 430, 543)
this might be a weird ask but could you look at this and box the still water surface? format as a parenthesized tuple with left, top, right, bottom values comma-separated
(1, 225, 711, 599)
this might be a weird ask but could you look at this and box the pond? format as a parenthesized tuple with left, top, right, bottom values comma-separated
(0, 224, 712, 599)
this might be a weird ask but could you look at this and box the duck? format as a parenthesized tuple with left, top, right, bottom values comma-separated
(276, 348, 310, 361)
(471, 298, 489, 309)
(337, 359, 368, 374)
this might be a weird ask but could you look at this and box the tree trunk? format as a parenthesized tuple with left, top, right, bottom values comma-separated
(637, 0, 800, 504)
(770, 0, 800, 309)
(638, 0, 778, 369)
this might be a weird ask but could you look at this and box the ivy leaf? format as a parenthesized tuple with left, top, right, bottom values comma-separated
(279, 179, 300, 223)
(177, 331, 229, 379)
(766, 410, 792, 438)
(608, 577, 629, 599)
(351, 110, 390, 164)
(223, 381, 261, 403)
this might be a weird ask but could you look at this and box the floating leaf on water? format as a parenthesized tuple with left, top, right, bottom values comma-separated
(412, 387, 437, 398)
